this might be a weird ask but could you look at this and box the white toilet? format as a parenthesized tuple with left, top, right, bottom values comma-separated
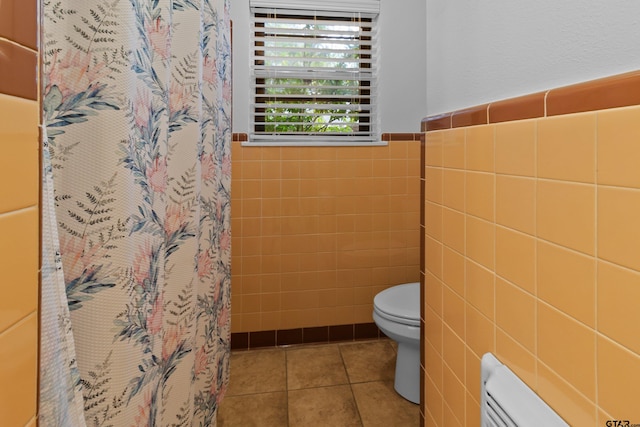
(373, 282, 421, 404)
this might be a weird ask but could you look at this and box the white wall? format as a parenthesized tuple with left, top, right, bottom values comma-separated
(426, 0, 640, 116)
(230, 0, 427, 133)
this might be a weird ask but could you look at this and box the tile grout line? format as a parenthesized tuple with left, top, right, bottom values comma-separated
(0, 36, 38, 53)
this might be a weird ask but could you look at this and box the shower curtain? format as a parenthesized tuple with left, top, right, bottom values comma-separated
(39, 1, 232, 425)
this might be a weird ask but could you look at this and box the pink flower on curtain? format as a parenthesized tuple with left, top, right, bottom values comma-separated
(169, 81, 191, 115)
(197, 251, 212, 279)
(162, 325, 184, 361)
(134, 88, 152, 129)
(222, 80, 232, 102)
(132, 240, 154, 286)
(165, 203, 187, 237)
(147, 157, 167, 193)
(221, 154, 231, 178)
(203, 55, 218, 86)
(131, 390, 152, 427)
(219, 231, 231, 252)
(47, 51, 107, 99)
(59, 235, 101, 284)
(147, 293, 163, 335)
(202, 154, 216, 182)
(194, 346, 208, 376)
(146, 17, 170, 60)
(217, 383, 227, 405)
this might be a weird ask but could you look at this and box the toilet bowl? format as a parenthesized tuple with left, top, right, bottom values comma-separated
(373, 282, 421, 404)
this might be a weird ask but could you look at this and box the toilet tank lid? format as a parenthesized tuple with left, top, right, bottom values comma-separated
(374, 282, 420, 321)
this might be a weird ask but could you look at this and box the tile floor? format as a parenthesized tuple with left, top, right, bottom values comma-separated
(218, 339, 420, 426)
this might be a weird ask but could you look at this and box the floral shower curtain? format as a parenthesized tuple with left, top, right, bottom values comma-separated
(39, 1, 232, 425)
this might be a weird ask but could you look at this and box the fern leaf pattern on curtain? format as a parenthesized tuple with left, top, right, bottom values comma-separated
(39, 0, 232, 425)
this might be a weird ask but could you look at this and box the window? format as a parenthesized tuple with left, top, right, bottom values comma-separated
(249, 1, 380, 145)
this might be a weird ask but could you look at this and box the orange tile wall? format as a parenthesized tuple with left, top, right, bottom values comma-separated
(422, 106, 640, 426)
(231, 139, 421, 332)
(0, 0, 39, 425)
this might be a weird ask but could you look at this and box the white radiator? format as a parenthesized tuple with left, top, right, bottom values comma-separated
(481, 353, 569, 427)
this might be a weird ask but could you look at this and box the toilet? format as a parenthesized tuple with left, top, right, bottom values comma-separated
(373, 282, 421, 404)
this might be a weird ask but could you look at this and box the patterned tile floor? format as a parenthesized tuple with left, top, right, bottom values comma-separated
(218, 339, 420, 426)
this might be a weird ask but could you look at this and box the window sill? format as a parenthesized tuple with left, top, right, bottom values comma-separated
(242, 140, 388, 147)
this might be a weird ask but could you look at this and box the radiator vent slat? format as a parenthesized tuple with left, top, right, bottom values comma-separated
(486, 407, 509, 427)
(486, 392, 516, 427)
(481, 353, 569, 427)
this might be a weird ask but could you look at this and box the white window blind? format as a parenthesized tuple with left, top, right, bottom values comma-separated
(250, 0, 380, 15)
(249, 2, 380, 145)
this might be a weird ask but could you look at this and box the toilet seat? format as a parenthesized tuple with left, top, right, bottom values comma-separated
(373, 282, 420, 327)
(374, 307, 421, 327)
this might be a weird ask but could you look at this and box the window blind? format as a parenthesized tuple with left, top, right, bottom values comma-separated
(249, 0, 380, 15)
(249, 4, 380, 145)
